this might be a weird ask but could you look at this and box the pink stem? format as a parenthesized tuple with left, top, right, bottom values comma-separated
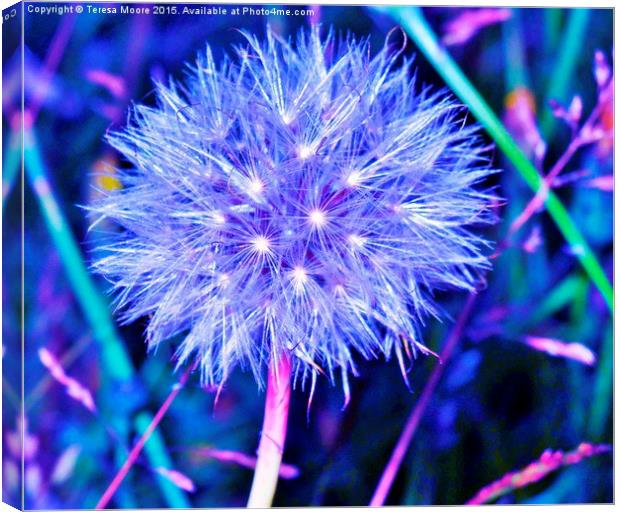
(466, 443, 610, 505)
(369, 294, 478, 507)
(95, 368, 191, 509)
(247, 355, 292, 508)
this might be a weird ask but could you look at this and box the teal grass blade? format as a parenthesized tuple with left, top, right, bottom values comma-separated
(23, 128, 190, 508)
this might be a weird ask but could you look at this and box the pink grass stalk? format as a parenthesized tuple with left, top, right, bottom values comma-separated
(154, 467, 196, 493)
(584, 175, 613, 192)
(509, 79, 613, 235)
(95, 368, 191, 509)
(198, 448, 300, 479)
(442, 8, 511, 47)
(369, 294, 478, 506)
(466, 443, 610, 505)
(524, 336, 596, 366)
(38, 348, 96, 413)
(247, 355, 293, 508)
(85, 69, 127, 99)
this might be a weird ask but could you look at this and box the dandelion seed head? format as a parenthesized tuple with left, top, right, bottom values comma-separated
(348, 234, 366, 248)
(297, 144, 315, 160)
(89, 26, 498, 390)
(248, 177, 265, 196)
(308, 209, 327, 228)
(345, 170, 364, 188)
(251, 235, 271, 254)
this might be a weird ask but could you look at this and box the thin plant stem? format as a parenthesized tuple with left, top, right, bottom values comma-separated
(4, 15, 76, 205)
(247, 355, 293, 508)
(24, 128, 134, 383)
(502, 9, 529, 91)
(466, 443, 610, 505)
(369, 294, 477, 506)
(381, 6, 612, 312)
(540, 9, 590, 137)
(370, 164, 596, 504)
(588, 321, 613, 439)
(28, 14, 77, 119)
(134, 413, 191, 508)
(509, 81, 612, 236)
(95, 367, 192, 509)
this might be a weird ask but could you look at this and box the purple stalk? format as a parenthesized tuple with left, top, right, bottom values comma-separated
(247, 356, 292, 508)
(509, 80, 613, 235)
(369, 293, 478, 507)
(466, 443, 611, 505)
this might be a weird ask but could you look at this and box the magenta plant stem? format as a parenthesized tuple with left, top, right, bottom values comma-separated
(370, 294, 478, 507)
(509, 80, 612, 235)
(95, 368, 191, 509)
(247, 355, 292, 508)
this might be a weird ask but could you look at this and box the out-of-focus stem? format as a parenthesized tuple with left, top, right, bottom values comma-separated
(540, 9, 590, 137)
(502, 9, 529, 91)
(369, 294, 477, 506)
(135, 413, 191, 508)
(24, 128, 183, 508)
(24, 128, 134, 382)
(247, 355, 292, 508)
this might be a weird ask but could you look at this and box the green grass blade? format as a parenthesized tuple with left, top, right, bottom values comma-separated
(24, 130, 134, 382)
(382, 6, 612, 312)
(502, 9, 529, 91)
(24, 128, 185, 508)
(540, 9, 591, 136)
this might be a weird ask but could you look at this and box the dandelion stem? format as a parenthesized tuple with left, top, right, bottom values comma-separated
(247, 355, 292, 508)
(370, 293, 477, 506)
(383, 6, 613, 312)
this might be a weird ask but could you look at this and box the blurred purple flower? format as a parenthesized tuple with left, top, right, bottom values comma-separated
(524, 335, 596, 366)
(549, 95, 583, 133)
(442, 8, 511, 47)
(594, 50, 611, 90)
(583, 175, 613, 192)
(522, 226, 543, 254)
(85, 69, 127, 99)
(504, 87, 546, 167)
(38, 348, 97, 412)
(196, 447, 300, 479)
(154, 467, 196, 492)
(89, 27, 497, 390)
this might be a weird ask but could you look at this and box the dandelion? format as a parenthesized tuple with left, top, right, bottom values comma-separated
(89, 26, 497, 506)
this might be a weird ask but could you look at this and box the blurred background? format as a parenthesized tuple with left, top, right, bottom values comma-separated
(2, 3, 613, 509)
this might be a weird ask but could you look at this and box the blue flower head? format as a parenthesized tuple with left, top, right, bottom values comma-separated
(90, 27, 497, 396)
